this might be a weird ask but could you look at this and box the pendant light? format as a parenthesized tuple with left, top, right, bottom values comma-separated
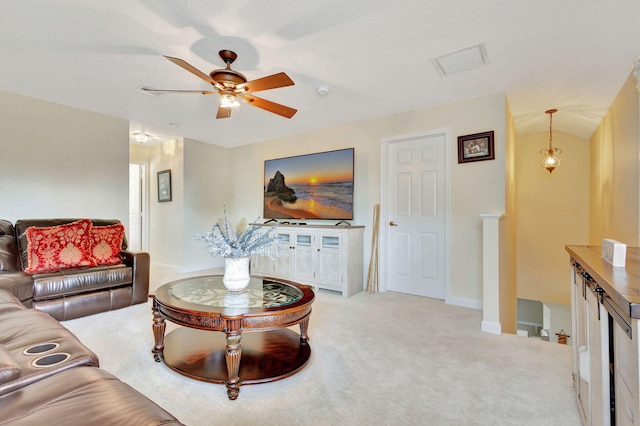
(540, 109, 561, 173)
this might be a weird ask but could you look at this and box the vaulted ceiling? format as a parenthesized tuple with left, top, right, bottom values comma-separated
(1, 0, 639, 147)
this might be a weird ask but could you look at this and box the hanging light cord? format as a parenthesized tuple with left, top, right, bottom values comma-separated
(541, 109, 562, 156)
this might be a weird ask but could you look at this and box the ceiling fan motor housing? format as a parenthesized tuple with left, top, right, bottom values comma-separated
(210, 69, 246, 87)
(210, 50, 247, 87)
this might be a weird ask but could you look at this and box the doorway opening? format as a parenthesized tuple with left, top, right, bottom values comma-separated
(128, 163, 149, 251)
(517, 298, 572, 344)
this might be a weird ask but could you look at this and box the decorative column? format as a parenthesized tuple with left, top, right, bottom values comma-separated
(480, 213, 504, 335)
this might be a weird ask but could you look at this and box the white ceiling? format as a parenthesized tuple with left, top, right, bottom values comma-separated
(1, 0, 639, 148)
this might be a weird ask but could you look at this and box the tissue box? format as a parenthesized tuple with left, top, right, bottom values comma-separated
(602, 239, 626, 267)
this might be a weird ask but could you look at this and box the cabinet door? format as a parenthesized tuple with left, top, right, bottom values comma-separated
(250, 254, 273, 276)
(275, 232, 293, 276)
(586, 287, 609, 426)
(614, 317, 639, 426)
(316, 234, 342, 288)
(574, 273, 590, 424)
(292, 233, 315, 282)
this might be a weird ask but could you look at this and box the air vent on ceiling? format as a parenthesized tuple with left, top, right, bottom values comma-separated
(431, 43, 489, 76)
(137, 86, 163, 97)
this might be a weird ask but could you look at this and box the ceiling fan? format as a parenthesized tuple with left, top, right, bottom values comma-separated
(142, 50, 297, 119)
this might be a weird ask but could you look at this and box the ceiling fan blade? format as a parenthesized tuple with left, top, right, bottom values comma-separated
(236, 72, 294, 93)
(241, 94, 297, 118)
(163, 55, 224, 90)
(141, 88, 215, 95)
(216, 106, 232, 119)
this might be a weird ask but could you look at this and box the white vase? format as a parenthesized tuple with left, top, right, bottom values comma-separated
(223, 256, 251, 291)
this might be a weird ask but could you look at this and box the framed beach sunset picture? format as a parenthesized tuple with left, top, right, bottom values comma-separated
(263, 148, 355, 220)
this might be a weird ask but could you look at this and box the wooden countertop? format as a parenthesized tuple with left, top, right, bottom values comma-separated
(566, 245, 640, 319)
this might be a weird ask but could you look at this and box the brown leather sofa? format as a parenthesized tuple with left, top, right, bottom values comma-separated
(0, 218, 150, 321)
(0, 289, 183, 425)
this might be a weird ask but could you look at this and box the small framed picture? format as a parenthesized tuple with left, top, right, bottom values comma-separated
(157, 169, 172, 202)
(457, 131, 495, 163)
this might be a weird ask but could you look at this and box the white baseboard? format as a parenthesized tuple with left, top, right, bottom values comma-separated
(150, 261, 182, 271)
(447, 296, 482, 310)
(181, 265, 223, 273)
(481, 320, 502, 335)
(150, 261, 222, 273)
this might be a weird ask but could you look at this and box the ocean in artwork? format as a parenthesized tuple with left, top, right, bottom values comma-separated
(287, 181, 354, 212)
(263, 148, 355, 219)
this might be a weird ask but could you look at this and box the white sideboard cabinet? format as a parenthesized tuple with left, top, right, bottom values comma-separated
(567, 245, 640, 426)
(570, 260, 610, 426)
(251, 225, 364, 297)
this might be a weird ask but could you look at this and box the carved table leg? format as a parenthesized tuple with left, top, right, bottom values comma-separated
(300, 316, 310, 342)
(152, 300, 166, 362)
(225, 332, 243, 400)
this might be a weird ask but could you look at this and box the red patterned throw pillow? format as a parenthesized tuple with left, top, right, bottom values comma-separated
(90, 223, 124, 266)
(25, 219, 96, 274)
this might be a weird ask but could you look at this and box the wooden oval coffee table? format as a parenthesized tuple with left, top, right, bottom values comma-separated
(151, 275, 314, 400)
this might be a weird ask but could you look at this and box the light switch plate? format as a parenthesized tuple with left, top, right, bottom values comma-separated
(602, 239, 626, 267)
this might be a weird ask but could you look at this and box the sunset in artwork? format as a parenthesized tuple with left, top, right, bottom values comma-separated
(263, 149, 354, 220)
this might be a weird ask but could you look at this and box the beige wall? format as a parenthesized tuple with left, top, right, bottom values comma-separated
(183, 138, 230, 270)
(516, 130, 590, 304)
(131, 138, 230, 271)
(228, 92, 507, 306)
(146, 139, 185, 267)
(589, 73, 640, 245)
(0, 90, 129, 225)
(500, 100, 518, 333)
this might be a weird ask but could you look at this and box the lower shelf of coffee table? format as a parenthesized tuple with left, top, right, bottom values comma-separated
(161, 327, 311, 384)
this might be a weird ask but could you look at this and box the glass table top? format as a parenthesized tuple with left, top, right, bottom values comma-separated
(165, 276, 303, 309)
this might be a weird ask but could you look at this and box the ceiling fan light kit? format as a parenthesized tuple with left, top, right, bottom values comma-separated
(133, 132, 150, 143)
(219, 93, 240, 109)
(144, 50, 297, 119)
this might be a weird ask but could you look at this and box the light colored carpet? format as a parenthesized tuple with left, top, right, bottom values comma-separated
(63, 271, 582, 426)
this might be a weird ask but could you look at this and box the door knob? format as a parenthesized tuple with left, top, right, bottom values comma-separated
(389, 221, 398, 227)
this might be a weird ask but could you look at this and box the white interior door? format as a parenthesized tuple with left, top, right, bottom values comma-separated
(382, 131, 448, 299)
(128, 163, 143, 251)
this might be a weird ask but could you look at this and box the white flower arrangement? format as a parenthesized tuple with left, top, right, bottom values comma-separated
(195, 208, 278, 258)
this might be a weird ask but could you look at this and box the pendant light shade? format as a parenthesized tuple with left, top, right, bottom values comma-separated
(540, 109, 561, 173)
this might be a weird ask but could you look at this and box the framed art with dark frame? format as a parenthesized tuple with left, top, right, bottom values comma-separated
(157, 169, 172, 202)
(457, 131, 495, 163)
